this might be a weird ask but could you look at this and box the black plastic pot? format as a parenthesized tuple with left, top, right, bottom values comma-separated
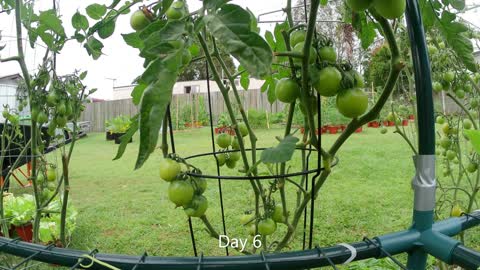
(113, 133, 132, 144)
(106, 131, 114, 141)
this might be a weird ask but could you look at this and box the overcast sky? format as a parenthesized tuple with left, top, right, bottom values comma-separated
(1, 0, 479, 99)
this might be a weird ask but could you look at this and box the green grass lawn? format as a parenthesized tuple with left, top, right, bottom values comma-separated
(3, 125, 479, 269)
(66, 126, 417, 255)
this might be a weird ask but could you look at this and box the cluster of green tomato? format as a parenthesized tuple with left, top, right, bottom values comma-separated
(240, 203, 286, 236)
(276, 30, 368, 119)
(31, 91, 77, 136)
(433, 71, 480, 104)
(214, 123, 249, 169)
(159, 158, 209, 218)
(35, 164, 58, 204)
(435, 115, 477, 177)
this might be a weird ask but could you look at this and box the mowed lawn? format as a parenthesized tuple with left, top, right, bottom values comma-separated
(67, 126, 417, 256)
(6, 125, 479, 269)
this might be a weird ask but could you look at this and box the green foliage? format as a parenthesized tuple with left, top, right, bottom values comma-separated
(247, 109, 267, 129)
(106, 115, 131, 133)
(216, 113, 231, 127)
(419, 0, 477, 72)
(4, 194, 35, 226)
(261, 135, 299, 164)
(204, 4, 272, 78)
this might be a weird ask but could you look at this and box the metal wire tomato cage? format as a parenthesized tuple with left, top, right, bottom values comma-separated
(183, 149, 338, 180)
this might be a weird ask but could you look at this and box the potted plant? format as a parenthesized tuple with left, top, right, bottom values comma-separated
(105, 120, 115, 141)
(5, 194, 36, 242)
(39, 198, 78, 246)
(108, 115, 133, 144)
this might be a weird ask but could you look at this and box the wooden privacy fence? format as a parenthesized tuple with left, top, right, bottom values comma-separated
(80, 89, 286, 132)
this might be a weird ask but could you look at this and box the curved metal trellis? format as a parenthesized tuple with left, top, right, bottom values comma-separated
(0, 0, 480, 269)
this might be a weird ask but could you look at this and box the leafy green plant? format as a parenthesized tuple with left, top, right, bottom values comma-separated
(4, 195, 35, 227)
(247, 109, 267, 129)
(108, 115, 132, 133)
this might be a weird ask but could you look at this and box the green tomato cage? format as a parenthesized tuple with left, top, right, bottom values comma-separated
(0, 0, 480, 269)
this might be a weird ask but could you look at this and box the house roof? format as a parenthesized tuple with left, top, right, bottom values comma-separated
(0, 74, 22, 81)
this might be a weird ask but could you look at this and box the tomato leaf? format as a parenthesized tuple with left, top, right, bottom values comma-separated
(113, 115, 139, 161)
(136, 51, 182, 169)
(71, 12, 89, 31)
(437, 21, 477, 72)
(122, 32, 143, 49)
(464, 130, 480, 155)
(204, 4, 272, 78)
(39, 9, 65, 37)
(86, 4, 107, 20)
(141, 21, 186, 59)
(83, 37, 104, 60)
(131, 83, 147, 105)
(261, 135, 299, 164)
(450, 0, 465, 10)
(97, 19, 116, 39)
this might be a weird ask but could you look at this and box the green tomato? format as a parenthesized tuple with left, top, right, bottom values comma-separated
(470, 98, 479, 108)
(166, 1, 185, 20)
(37, 111, 48, 124)
(467, 162, 478, 173)
(216, 153, 227, 166)
(455, 89, 465, 99)
(192, 177, 207, 195)
(442, 123, 451, 135)
(168, 180, 194, 207)
(439, 137, 451, 149)
(318, 46, 337, 63)
(2, 109, 8, 118)
(36, 174, 45, 185)
(229, 152, 240, 162)
(130, 10, 151, 31)
(314, 66, 342, 97)
(258, 218, 277, 236)
(290, 30, 306, 47)
(18, 104, 24, 111)
(216, 133, 232, 148)
(56, 115, 67, 127)
(293, 42, 317, 64)
(184, 195, 208, 217)
(432, 81, 443, 93)
(373, 0, 406, 19)
(436, 116, 445, 124)
(346, 0, 373, 12)
(428, 45, 438, 55)
(275, 78, 300, 103)
(159, 158, 181, 182)
(46, 167, 56, 182)
(47, 92, 57, 107)
(272, 204, 285, 223)
(380, 127, 388, 134)
(352, 70, 365, 88)
(231, 137, 240, 150)
(47, 181, 56, 191)
(446, 150, 456, 161)
(226, 159, 237, 169)
(57, 102, 66, 115)
(443, 71, 455, 83)
(336, 88, 368, 118)
(238, 122, 248, 137)
(240, 213, 255, 225)
(463, 119, 473, 130)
